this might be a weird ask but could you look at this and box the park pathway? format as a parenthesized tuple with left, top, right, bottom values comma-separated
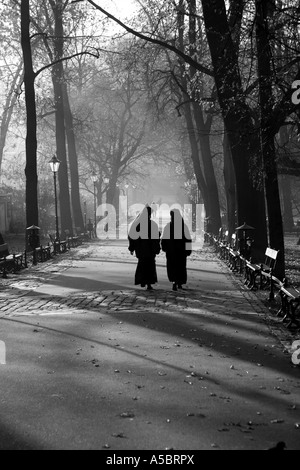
(0, 240, 299, 450)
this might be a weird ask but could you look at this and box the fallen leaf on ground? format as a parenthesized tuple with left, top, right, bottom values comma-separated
(120, 412, 135, 419)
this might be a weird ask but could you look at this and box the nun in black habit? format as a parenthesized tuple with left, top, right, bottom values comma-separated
(161, 209, 192, 291)
(128, 206, 161, 290)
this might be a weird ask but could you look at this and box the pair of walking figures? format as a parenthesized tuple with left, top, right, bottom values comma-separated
(128, 206, 192, 291)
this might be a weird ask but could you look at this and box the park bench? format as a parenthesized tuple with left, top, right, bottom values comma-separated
(218, 230, 229, 260)
(0, 243, 27, 278)
(75, 227, 89, 243)
(208, 232, 215, 246)
(33, 244, 52, 264)
(204, 231, 211, 244)
(227, 234, 242, 272)
(49, 234, 68, 255)
(245, 247, 280, 297)
(208, 227, 225, 255)
(259, 248, 280, 293)
(210, 228, 220, 251)
(64, 230, 80, 249)
(277, 283, 300, 329)
(205, 227, 222, 249)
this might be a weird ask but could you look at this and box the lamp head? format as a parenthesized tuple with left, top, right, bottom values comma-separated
(49, 155, 61, 173)
(91, 172, 98, 183)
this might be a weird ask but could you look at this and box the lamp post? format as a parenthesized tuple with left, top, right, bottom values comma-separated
(91, 172, 98, 238)
(49, 155, 61, 241)
(83, 201, 87, 231)
(104, 177, 110, 204)
(103, 177, 110, 233)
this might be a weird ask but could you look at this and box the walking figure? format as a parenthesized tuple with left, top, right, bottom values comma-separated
(161, 209, 192, 291)
(151, 201, 158, 218)
(128, 206, 161, 290)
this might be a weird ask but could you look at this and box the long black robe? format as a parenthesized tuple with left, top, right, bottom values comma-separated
(161, 219, 192, 285)
(128, 214, 160, 287)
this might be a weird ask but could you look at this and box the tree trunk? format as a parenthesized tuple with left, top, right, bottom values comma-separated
(281, 175, 294, 232)
(201, 0, 268, 258)
(183, 103, 210, 220)
(51, 0, 73, 236)
(223, 130, 236, 236)
(20, 0, 39, 240)
(229, 129, 267, 259)
(256, 0, 285, 279)
(177, 2, 211, 229)
(188, 0, 221, 235)
(193, 103, 222, 234)
(106, 175, 118, 207)
(62, 82, 84, 231)
(279, 127, 294, 232)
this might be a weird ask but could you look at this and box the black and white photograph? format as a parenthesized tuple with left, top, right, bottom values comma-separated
(0, 0, 300, 454)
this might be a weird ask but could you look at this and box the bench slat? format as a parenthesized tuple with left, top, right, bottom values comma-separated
(0, 243, 26, 276)
(246, 262, 260, 271)
(281, 287, 300, 299)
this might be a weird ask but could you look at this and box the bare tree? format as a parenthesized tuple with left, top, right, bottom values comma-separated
(76, 62, 162, 207)
(255, 0, 285, 277)
(20, 0, 39, 233)
(0, 62, 23, 170)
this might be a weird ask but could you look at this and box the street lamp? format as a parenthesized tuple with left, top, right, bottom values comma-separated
(104, 177, 110, 204)
(91, 172, 98, 238)
(49, 155, 61, 241)
(103, 177, 110, 233)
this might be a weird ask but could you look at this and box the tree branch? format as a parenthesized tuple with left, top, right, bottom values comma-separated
(85, 0, 214, 77)
(34, 50, 99, 78)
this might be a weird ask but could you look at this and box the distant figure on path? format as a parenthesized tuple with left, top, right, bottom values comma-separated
(128, 206, 161, 290)
(161, 209, 192, 291)
(151, 201, 158, 218)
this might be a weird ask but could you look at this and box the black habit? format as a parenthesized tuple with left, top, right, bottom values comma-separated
(128, 208, 160, 287)
(161, 213, 192, 286)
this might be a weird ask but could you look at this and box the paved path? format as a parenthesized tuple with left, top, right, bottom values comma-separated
(0, 240, 299, 450)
